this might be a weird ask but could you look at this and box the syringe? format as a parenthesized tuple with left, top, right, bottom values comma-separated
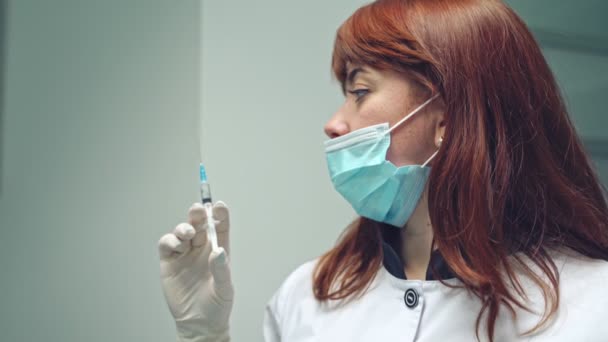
(199, 163, 219, 252)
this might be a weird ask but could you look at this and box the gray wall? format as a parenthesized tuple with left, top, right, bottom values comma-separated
(0, 1, 606, 342)
(0, 0, 6, 193)
(0, 1, 200, 341)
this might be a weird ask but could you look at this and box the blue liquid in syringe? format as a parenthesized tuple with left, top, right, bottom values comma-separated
(200, 164, 212, 204)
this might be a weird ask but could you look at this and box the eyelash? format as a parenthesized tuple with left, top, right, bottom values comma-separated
(348, 89, 369, 102)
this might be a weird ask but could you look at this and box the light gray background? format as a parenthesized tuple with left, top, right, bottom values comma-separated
(0, 1, 201, 341)
(0, 1, 606, 341)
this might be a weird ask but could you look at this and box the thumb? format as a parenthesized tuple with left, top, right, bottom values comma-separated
(209, 247, 234, 302)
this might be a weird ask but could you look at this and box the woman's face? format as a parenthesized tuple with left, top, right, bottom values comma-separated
(324, 62, 445, 167)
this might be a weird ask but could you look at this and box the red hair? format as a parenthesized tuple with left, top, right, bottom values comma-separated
(313, 0, 608, 341)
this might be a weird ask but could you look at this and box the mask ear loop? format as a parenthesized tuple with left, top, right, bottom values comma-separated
(421, 136, 442, 168)
(385, 93, 441, 135)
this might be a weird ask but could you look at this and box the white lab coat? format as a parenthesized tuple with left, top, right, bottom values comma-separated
(263, 248, 608, 341)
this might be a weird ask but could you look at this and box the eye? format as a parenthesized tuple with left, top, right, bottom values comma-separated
(348, 89, 369, 101)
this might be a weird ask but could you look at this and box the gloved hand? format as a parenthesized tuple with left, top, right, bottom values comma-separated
(158, 201, 233, 342)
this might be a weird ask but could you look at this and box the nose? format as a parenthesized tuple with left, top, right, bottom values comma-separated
(324, 116, 349, 139)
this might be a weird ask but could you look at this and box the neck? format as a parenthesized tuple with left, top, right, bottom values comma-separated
(400, 186, 435, 280)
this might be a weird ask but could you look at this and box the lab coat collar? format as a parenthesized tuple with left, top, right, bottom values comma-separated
(381, 240, 457, 280)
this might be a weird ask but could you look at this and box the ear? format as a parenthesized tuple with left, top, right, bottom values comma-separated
(434, 111, 446, 148)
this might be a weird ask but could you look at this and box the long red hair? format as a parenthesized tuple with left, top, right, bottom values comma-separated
(313, 0, 608, 341)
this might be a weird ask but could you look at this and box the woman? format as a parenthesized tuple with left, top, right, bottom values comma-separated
(158, 0, 608, 341)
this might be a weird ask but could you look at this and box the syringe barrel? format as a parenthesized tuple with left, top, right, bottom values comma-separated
(200, 182, 212, 204)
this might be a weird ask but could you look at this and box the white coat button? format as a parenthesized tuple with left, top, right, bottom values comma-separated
(404, 288, 419, 308)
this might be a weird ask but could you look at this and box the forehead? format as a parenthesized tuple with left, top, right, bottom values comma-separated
(346, 61, 386, 78)
(346, 61, 366, 73)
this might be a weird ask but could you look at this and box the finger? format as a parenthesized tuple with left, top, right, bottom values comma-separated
(188, 202, 207, 230)
(173, 222, 196, 241)
(191, 228, 208, 247)
(209, 247, 234, 301)
(158, 233, 189, 259)
(212, 201, 230, 225)
(213, 201, 230, 253)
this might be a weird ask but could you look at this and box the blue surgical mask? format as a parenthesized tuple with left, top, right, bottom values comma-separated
(324, 94, 441, 228)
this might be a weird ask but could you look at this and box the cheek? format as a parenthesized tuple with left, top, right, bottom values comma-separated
(386, 122, 436, 167)
(352, 100, 394, 129)
(358, 113, 385, 128)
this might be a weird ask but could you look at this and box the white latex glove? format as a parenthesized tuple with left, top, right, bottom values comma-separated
(158, 201, 233, 342)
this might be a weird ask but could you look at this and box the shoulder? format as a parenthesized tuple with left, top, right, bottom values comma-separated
(549, 249, 608, 311)
(263, 259, 319, 341)
(265, 258, 320, 321)
(518, 249, 608, 336)
(512, 248, 608, 297)
(493, 249, 608, 338)
(279, 258, 319, 295)
(510, 247, 608, 284)
(550, 248, 608, 283)
(552, 249, 608, 298)
(551, 250, 608, 336)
